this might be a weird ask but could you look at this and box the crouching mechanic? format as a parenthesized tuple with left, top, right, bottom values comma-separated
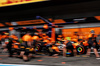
(23, 41, 36, 62)
(63, 39, 77, 57)
(12, 39, 20, 57)
(49, 41, 61, 56)
(32, 33, 40, 48)
(19, 42, 25, 58)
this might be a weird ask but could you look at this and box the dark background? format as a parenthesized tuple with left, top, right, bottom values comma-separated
(0, 0, 100, 22)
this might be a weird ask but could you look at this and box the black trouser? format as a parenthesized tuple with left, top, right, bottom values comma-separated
(24, 51, 35, 56)
(12, 49, 20, 55)
(46, 45, 52, 53)
(38, 42, 46, 52)
(0, 41, 1, 45)
(40, 45, 50, 54)
(24, 48, 36, 56)
(84, 46, 88, 54)
(49, 50, 58, 56)
(88, 40, 99, 50)
(8, 48, 13, 56)
(33, 40, 37, 48)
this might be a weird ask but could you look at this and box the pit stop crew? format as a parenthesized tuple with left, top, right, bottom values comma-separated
(12, 39, 20, 57)
(23, 41, 35, 62)
(1, 33, 9, 52)
(86, 29, 100, 59)
(21, 32, 32, 60)
(49, 41, 61, 56)
(63, 39, 77, 57)
(32, 32, 40, 48)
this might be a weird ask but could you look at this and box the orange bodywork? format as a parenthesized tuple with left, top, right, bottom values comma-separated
(52, 46, 59, 52)
(72, 43, 79, 49)
(83, 41, 89, 46)
(57, 37, 62, 41)
(12, 43, 20, 49)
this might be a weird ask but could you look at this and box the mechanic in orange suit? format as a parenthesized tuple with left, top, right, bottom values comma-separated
(32, 33, 39, 40)
(10, 34, 18, 40)
(22, 33, 32, 42)
(32, 33, 40, 47)
(42, 33, 49, 40)
(12, 39, 21, 57)
(49, 41, 60, 56)
(22, 32, 32, 48)
(86, 29, 100, 58)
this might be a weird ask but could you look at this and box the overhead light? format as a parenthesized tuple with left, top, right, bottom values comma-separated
(73, 18, 86, 21)
(11, 22, 18, 26)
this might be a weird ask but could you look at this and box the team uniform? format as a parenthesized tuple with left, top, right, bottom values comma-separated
(87, 34, 99, 49)
(24, 46, 35, 56)
(12, 41, 20, 56)
(49, 43, 60, 56)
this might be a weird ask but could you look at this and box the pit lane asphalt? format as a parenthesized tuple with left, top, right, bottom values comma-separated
(0, 52, 100, 66)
